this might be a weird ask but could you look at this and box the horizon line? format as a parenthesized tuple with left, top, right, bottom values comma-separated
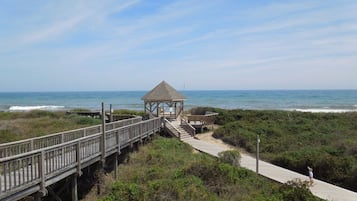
(1, 89, 357, 93)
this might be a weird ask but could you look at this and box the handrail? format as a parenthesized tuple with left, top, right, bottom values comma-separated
(163, 119, 181, 139)
(0, 133, 101, 163)
(181, 118, 196, 136)
(187, 112, 218, 125)
(0, 117, 161, 200)
(0, 117, 142, 158)
(0, 117, 158, 163)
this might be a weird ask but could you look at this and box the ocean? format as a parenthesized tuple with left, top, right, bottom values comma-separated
(0, 90, 357, 113)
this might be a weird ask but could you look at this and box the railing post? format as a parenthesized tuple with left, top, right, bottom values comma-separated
(61, 133, 64, 143)
(30, 139, 34, 151)
(101, 102, 106, 163)
(39, 151, 48, 197)
(256, 135, 260, 174)
(116, 131, 121, 154)
(76, 142, 82, 176)
(72, 174, 78, 201)
(114, 152, 119, 180)
(139, 124, 143, 144)
(113, 130, 120, 181)
(129, 126, 133, 149)
(4, 147, 8, 158)
(110, 104, 113, 122)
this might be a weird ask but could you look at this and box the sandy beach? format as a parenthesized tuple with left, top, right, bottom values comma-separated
(194, 125, 251, 155)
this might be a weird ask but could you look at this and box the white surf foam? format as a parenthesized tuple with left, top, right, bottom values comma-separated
(9, 105, 65, 111)
(294, 108, 357, 113)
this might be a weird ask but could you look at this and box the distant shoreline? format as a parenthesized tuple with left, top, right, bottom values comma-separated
(1, 90, 357, 112)
(2, 105, 357, 114)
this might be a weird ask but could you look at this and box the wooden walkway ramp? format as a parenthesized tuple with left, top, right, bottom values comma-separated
(181, 136, 357, 201)
(0, 117, 162, 201)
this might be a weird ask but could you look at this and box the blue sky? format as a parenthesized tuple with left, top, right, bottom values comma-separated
(1, 0, 357, 91)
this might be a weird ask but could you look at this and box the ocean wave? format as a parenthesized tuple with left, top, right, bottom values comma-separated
(9, 105, 65, 111)
(293, 108, 357, 113)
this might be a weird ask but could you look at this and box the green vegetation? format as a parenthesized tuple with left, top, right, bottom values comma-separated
(0, 110, 101, 143)
(95, 137, 321, 201)
(0, 109, 146, 143)
(112, 109, 145, 116)
(218, 150, 241, 167)
(0, 109, 323, 200)
(202, 108, 357, 191)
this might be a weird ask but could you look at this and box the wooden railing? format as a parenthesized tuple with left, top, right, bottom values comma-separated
(0, 117, 161, 201)
(187, 112, 218, 125)
(0, 117, 142, 158)
(181, 118, 196, 137)
(163, 119, 181, 139)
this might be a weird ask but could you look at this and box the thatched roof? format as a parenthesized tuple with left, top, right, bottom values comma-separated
(142, 81, 186, 102)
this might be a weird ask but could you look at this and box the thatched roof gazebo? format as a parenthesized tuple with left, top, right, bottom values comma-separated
(142, 81, 186, 119)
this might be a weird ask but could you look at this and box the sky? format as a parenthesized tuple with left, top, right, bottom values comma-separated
(0, 0, 357, 92)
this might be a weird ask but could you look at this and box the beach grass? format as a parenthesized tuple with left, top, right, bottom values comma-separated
(0, 110, 101, 143)
(0, 109, 325, 200)
(87, 136, 321, 201)
(112, 109, 146, 116)
(204, 108, 357, 191)
(0, 109, 147, 144)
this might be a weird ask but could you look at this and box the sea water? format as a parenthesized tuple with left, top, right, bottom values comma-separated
(0, 90, 356, 113)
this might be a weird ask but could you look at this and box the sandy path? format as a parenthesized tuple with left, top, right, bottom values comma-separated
(194, 128, 249, 155)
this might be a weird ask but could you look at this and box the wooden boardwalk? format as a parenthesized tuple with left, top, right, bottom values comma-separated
(4, 115, 357, 201)
(181, 136, 357, 201)
(0, 117, 161, 201)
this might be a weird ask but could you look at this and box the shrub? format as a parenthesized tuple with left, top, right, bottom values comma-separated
(218, 150, 241, 167)
(68, 114, 101, 125)
(24, 110, 62, 118)
(101, 181, 143, 201)
(278, 179, 319, 201)
(113, 109, 145, 116)
(93, 137, 321, 201)
(212, 109, 357, 191)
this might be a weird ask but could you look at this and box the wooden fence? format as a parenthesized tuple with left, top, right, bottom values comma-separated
(0, 117, 161, 201)
(0, 117, 142, 158)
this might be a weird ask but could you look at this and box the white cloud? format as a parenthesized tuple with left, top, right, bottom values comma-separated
(20, 15, 86, 45)
(0, 0, 357, 91)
